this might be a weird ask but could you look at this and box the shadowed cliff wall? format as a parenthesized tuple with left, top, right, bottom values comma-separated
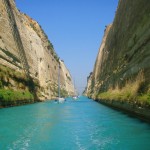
(85, 0, 150, 107)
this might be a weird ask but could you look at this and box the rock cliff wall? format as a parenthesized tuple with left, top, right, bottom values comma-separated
(0, 0, 75, 105)
(85, 0, 150, 108)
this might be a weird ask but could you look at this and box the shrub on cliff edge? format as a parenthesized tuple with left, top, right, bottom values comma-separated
(97, 71, 150, 106)
(0, 89, 34, 102)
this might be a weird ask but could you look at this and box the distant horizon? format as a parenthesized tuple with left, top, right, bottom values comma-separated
(16, 0, 119, 94)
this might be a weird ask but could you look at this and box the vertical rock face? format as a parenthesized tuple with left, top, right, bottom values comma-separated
(85, 25, 112, 97)
(85, 0, 150, 105)
(0, 0, 75, 101)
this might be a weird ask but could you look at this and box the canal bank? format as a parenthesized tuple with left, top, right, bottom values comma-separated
(95, 98, 150, 123)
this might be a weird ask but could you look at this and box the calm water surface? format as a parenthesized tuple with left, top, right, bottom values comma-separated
(0, 96, 150, 150)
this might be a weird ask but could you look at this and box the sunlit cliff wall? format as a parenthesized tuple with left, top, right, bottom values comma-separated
(0, 0, 75, 103)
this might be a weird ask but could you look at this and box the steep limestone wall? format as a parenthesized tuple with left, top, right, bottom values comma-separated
(0, 0, 75, 105)
(60, 60, 75, 95)
(85, 0, 150, 108)
(85, 25, 112, 97)
(0, 0, 21, 71)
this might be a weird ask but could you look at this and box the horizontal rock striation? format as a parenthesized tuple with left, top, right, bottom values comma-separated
(0, 0, 75, 106)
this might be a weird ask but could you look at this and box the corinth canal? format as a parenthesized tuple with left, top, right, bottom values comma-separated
(0, 96, 150, 150)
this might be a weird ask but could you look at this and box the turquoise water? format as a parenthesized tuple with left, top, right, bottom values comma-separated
(0, 96, 150, 150)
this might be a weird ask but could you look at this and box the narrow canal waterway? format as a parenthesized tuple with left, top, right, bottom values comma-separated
(0, 96, 150, 150)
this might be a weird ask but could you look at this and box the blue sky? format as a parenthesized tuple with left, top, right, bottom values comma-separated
(16, 0, 118, 94)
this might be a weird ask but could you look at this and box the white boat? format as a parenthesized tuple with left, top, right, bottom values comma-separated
(73, 96, 77, 100)
(58, 97, 65, 103)
(73, 95, 80, 100)
(57, 61, 65, 103)
(73, 80, 79, 100)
